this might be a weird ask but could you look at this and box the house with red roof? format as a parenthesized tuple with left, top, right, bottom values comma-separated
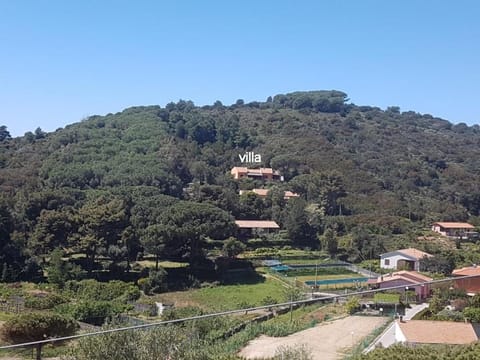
(231, 167, 283, 181)
(367, 271, 432, 300)
(452, 265, 480, 295)
(235, 220, 280, 239)
(239, 188, 300, 200)
(380, 248, 433, 271)
(394, 320, 479, 345)
(431, 222, 475, 238)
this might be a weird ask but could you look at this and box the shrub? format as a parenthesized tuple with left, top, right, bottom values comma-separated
(433, 309, 464, 322)
(1, 312, 78, 360)
(463, 307, 480, 323)
(139, 268, 168, 295)
(24, 292, 67, 310)
(261, 296, 279, 306)
(64, 279, 140, 302)
(273, 344, 313, 359)
(346, 297, 360, 315)
(55, 301, 129, 326)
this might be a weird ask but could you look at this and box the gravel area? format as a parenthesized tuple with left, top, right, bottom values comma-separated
(238, 316, 387, 360)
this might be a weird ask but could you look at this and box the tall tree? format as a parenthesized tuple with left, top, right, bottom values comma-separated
(0, 125, 11, 142)
(141, 225, 174, 270)
(73, 196, 129, 274)
(159, 201, 236, 263)
(284, 198, 317, 248)
(28, 209, 74, 264)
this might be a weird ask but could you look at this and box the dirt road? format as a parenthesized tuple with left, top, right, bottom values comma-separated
(238, 316, 387, 360)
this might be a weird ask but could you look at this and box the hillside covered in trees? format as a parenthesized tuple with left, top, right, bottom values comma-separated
(1, 90, 480, 281)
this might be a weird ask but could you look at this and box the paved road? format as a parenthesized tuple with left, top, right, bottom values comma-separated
(364, 303, 429, 352)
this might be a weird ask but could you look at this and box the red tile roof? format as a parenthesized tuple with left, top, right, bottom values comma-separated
(397, 248, 433, 260)
(397, 320, 478, 344)
(433, 222, 475, 229)
(239, 189, 270, 197)
(381, 248, 432, 260)
(284, 191, 300, 198)
(370, 271, 432, 285)
(452, 266, 480, 276)
(235, 220, 280, 229)
(239, 189, 300, 199)
(231, 167, 248, 173)
(231, 167, 281, 176)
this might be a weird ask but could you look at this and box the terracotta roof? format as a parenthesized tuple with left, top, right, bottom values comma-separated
(235, 220, 280, 229)
(239, 189, 300, 198)
(398, 248, 433, 260)
(452, 266, 480, 276)
(371, 271, 432, 285)
(393, 271, 432, 282)
(240, 189, 270, 196)
(231, 167, 281, 175)
(433, 222, 475, 229)
(284, 191, 300, 198)
(381, 248, 432, 260)
(397, 320, 478, 344)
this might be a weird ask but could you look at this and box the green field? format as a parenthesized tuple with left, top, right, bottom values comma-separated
(136, 260, 189, 269)
(281, 258, 334, 265)
(373, 293, 400, 304)
(295, 274, 361, 282)
(156, 276, 287, 311)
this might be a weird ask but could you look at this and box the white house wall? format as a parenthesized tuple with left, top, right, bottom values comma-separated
(381, 254, 418, 270)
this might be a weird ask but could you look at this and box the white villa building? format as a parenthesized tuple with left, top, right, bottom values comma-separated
(380, 248, 432, 271)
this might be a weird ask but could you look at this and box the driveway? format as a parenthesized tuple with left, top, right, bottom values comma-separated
(239, 316, 387, 360)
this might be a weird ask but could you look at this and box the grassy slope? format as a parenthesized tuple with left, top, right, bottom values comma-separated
(156, 276, 287, 311)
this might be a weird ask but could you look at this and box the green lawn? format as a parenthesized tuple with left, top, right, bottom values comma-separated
(374, 293, 400, 304)
(156, 276, 287, 311)
(136, 260, 189, 269)
(281, 258, 336, 265)
(0, 312, 14, 321)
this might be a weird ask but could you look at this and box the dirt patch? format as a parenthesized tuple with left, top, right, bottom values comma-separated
(238, 316, 387, 360)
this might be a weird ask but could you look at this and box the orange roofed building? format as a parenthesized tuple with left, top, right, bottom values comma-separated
(452, 265, 480, 295)
(235, 220, 280, 239)
(231, 167, 283, 181)
(367, 271, 432, 300)
(431, 222, 475, 237)
(239, 189, 300, 200)
(394, 320, 479, 345)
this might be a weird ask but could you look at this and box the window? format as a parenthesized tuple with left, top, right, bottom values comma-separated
(384, 259, 390, 266)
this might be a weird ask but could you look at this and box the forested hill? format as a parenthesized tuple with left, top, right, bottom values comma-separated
(1, 90, 480, 280)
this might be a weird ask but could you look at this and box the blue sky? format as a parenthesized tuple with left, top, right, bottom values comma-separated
(1, 1, 479, 136)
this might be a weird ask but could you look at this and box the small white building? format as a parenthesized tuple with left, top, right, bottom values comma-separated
(380, 248, 432, 271)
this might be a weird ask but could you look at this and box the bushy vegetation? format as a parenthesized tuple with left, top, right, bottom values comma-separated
(355, 343, 480, 360)
(1, 312, 78, 360)
(2, 90, 480, 286)
(65, 303, 327, 359)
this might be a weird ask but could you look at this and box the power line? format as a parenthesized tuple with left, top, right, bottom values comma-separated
(0, 273, 475, 350)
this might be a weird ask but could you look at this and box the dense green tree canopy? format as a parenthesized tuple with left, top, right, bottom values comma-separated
(2, 90, 480, 278)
